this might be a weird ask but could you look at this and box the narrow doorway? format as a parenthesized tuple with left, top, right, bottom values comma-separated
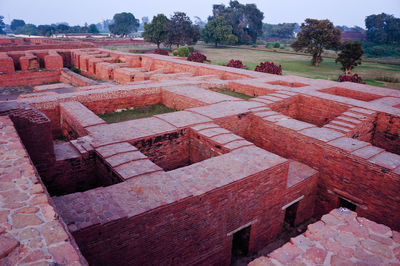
(231, 225, 251, 261)
(284, 201, 299, 227)
(339, 197, 357, 211)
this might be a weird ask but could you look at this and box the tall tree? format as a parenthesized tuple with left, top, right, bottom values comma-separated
(88, 24, 99, 34)
(336, 41, 364, 75)
(365, 13, 400, 44)
(165, 12, 200, 47)
(142, 14, 169, 48)
(203, 16, 233, 47)
(109, 12, 139, 36)
(11, 19, 25, 32)
(0, 16, 5, 34)
(38, 25, 55, 36)
(291, 19, 341, 66)
(15, 24, 38, 36)
(210, 0, 263, 44)
(263, 23, 297, 39)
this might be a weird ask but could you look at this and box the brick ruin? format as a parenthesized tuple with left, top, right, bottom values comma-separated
(0, 42, 399, 265)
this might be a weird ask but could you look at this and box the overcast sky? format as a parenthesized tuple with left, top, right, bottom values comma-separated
(1, 0, 399, 28)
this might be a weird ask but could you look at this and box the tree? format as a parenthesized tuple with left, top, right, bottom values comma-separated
(291, 19, 341, 66)
(109, 12, 139, 36)
(210, 0, 263, 44)
(15, 24, 38, 36)
(336, 41, 364, 75)
(38, 25, 55, 36)
(0, 16, 5, 34)
(365, 13, 400, 44)
(263, 23, 297, 39)
(11, 19, 25, 32)
(56, 24, 69, 33)
(203, 17, 233, 47)
(165, 12, 200, 47)
(142, 14, 169, 48)
(88, 24, 99, 34)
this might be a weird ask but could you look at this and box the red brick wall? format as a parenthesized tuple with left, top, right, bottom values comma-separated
(162, 90, 208, 110)
(0, 70, 60, 87)
(60, 68, 97, 87)
(131, 129, 224, 171)
(71, 162, 288, 265)
(373, 113, 400, 155)
(243, 115, 400, 230)
(0, 102, 55, 173)
(271, 95, 349, 127)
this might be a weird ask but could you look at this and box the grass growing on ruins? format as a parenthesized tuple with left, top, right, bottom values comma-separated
(98, 104, 176, 123)
(215, 88, 254, 100)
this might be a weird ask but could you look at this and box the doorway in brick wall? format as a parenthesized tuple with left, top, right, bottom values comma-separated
(284, 201, 299, 227)
(231, 225, 251, 263)
(339, 197, 357, 211)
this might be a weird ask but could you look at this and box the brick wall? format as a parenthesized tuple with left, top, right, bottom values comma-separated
(70, 162, 288, 265)
(242, 114, 400, 230)
(0, 69, 60, 87)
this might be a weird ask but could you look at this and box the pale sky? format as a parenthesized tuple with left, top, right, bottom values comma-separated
(1, 0, 399, 28)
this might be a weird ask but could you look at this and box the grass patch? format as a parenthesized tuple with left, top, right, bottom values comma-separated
(215, 88, 254, 100)
(98, 104, 176, 124)
(69, 67, 81, 74)
(376, 76, 399, 83)
(364, 79, 386, 87)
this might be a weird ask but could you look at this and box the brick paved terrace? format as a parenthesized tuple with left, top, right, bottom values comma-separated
(0, 43, 399, 265)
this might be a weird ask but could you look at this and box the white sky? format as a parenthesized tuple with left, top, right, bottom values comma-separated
(1, 0, 399, 28)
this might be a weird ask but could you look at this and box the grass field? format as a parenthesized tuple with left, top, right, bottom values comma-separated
(194, 45, 400, 90)
(214, 88, 255, 100)
(105, 44, 400, 90)
(98, 104, 175, 123)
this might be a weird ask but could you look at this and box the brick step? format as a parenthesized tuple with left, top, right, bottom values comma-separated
(335, 116, 361, 125)
(324, 124, 351, 134)
(341, 111, 367, 121)
(249, 98, 274, 105)
(329, 120, 356, 129)
(348, 107, 376, 116)
(258, 95, 282, 102)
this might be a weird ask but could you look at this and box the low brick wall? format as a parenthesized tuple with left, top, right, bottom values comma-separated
(0, 116, 87, 265)
(0, 69, 60, 87)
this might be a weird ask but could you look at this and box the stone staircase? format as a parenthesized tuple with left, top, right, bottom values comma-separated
(323, 107, 377, 137)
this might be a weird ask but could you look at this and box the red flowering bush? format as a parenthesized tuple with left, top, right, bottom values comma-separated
(153, 49, 169, 56)
(338, 74, 366, 84)
(187, 52, 210, 63)
(226, 59, 247, 69)
(254, 61, 282, 75)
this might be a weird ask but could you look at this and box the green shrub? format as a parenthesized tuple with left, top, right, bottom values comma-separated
(376, 76, 399, 83)
(274, 42, 280, 48)
(266, 42, 274, 48)
(178, 46, 190, 57)
(363, 43, 400, 58)
(188, 46, 195, 53)
(172, 48, 178, 56)
(226, 34, 238, 45)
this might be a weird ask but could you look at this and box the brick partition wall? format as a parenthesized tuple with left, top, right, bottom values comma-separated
(0, 69, 60, 87)
(54, 146, 289, 265)
(0, 102, 55, 173)
(249, 208, 400, 265)
(0, 116, 87, 265)
(2, 47, 400, 265)
(240, 113, 400, 230)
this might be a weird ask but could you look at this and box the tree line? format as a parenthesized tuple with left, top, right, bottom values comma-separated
(5, 19, 100, 36)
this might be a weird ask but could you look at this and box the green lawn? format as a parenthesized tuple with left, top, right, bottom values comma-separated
(215, 88, 255, 100)
(107, 44, 400, 90)
(99, 104, 176, 123)
(194, 45, 400, 90)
